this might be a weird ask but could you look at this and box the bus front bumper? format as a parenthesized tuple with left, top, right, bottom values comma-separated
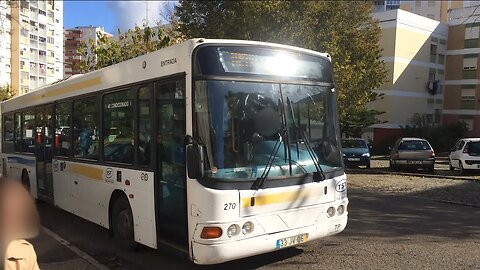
(191, 214, 348, 265)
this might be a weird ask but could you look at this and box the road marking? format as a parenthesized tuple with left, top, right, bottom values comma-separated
(42, 226, 110, 270)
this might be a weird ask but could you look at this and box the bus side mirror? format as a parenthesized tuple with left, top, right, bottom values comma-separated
(186, 144, 204, 179)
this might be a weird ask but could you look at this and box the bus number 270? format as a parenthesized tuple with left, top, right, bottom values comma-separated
(224, 203, 236, 210)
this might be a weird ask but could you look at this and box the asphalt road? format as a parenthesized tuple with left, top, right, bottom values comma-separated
(34, 176, 480, 270)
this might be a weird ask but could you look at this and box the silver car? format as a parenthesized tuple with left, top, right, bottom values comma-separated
(389, 137, 435, 172)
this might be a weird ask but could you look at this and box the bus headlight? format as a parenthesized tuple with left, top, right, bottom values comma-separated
(227, 224, 240, 238)
(337, 205, 345, 215)
(242, 221, 254, 234)
(327, 206, 336, 218)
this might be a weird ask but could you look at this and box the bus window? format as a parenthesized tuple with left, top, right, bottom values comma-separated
(138, 86, 151, 166)
(55, 102, 71, 157)
(73, 97, 99, 160)
(14, 113, 21, 152)
(3, 114, 14, 142)
(22, 110, 35, 154)
(103, 89, 134, 164)
(2, 114, 14, 154)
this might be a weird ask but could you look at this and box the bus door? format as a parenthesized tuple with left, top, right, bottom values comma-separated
(154, 79, 187, 244)
(35, 105, 54, 203)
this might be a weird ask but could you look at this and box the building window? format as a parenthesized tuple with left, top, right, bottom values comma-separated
(429, 69, 436, 81)
(463, 56, 478, 79)
(430, 44, 437, 63)
(438, 54, 445, 65)
(415, 0, 421, 8)
(460, 88, 476, 110)
(460, 118, 474, 131)
(434, 109, 441, 124)
(465, 39, 478, 48)
(428, 0, 435, 7)
(465, 25, 480, 39)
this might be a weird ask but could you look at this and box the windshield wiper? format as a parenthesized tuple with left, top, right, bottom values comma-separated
(251, 129, 285, 190)
(287, 98, 325, 182)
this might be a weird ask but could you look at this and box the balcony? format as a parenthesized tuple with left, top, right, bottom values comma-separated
(30, 40, 38, 48)
(30, 12, 38, 21)
(38, 1, 46, 11)
(30, 68, 38, 76)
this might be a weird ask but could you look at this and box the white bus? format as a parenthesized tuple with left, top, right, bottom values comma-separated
(1, 39, 348, 264)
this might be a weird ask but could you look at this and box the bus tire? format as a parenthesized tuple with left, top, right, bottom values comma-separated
(21, 170, 30, 192)
(112, 196, 137, 251)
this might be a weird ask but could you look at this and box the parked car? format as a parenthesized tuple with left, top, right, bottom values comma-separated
(448, 138, 480, 175)
(341, 138, 371, 168)
(389, 137, 435, 172)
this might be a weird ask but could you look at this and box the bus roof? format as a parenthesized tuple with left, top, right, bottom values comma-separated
(1, 39, 330, 114)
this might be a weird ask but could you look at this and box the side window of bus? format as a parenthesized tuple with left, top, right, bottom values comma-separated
(156, 80, 185, 183)
(73, 97, 99, 160)
(103, 89, 134, 164)
(22, 110, 35, 153)
(138, 86, 151, 167)
(14, 113, 21, 152)
(55, 101, 71, 157)
(3, 114, 14, 152)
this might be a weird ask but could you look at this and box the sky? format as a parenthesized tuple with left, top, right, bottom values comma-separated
(63, 1, 175, 34)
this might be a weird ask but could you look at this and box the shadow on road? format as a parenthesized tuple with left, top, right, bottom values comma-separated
(345, 185, 480, 241)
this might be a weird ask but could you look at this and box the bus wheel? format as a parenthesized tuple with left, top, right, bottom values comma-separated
(21, 170, 31, 192)
(112, 196, 137, 251)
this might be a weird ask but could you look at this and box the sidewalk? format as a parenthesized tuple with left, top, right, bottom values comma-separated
(30, 227, 108, 270)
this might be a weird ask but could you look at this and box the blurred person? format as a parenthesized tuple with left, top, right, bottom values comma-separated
(0, 179, 40, 270)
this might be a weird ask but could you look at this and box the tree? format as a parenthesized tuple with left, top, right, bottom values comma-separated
(173, 1, 387, 137)
(79, 24, 171, 73)
(0, 84, 14, 101)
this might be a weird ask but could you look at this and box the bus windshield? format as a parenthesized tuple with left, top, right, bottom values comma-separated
(194, 80, 342, 180)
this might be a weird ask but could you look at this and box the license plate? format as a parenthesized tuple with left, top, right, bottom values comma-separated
(276, 233, 308, 249)
(348, 158, 360, 161)
(407, 160, 422, 164)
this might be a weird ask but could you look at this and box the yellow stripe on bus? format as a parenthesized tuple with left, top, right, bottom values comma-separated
(241, 188, 322, 208)
(68, 164, 103, 181)
(29, 77, 102, 102)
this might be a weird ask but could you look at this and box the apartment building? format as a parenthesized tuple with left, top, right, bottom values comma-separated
(369, 9, 447, 150)
(0, 0, 63, 96)
(0, 1, 12, 88)
(373, 1, 478, 23)
(63, 26, 112, 77)
(444, 5, 480, 135)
